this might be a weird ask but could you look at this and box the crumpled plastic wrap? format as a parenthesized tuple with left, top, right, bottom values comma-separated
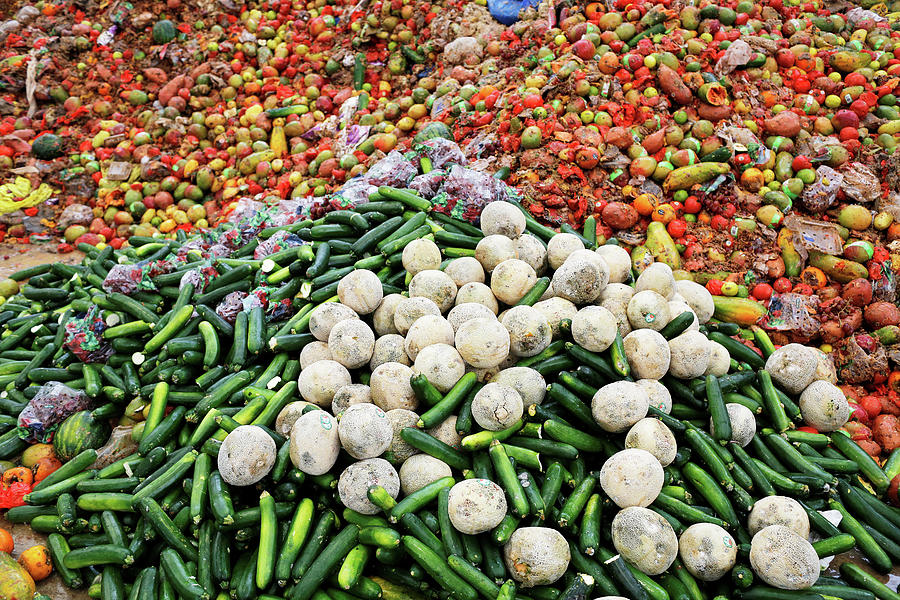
(104, 258, 181, 295)
(58, 204, 94, 229)
(227, 198, 271, 229)
(242, 286, 271, 312)
(431, 164, 511, 223)
(64, 307, 114, 363)
(268, 198, 310, 226)
(872, 260, 897, 304)
(800, 166, 842, 213)
(253, 230, 305, 260)
(408, 170, 447, 199)
(714, 39, 752, 77)
(331, 177, 378, 209)
(216, 291, 248, 323)
(102, 264, 148, 295)
(17, 382, 91, 443)
(267, 298, 295, 321)
(840, 162, 880, 204)
(763, 292, 820, 337)
(876, 191, 900, 222)
(180, 264, 219, 293)
(91, 426, 138, 470)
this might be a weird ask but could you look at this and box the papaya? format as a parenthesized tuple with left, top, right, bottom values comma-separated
(690, 271, 733, 285)
(764, 111, 802, 138)
(645, 221, 682, 269)
(631, 245, 654, 274)
(777, 227, 802, 278)
(807, 251, 869, 283)
(712, 296, 768, 326)
(270, 123, 287, 158)
(0, 552, 35, 600)
(663, 163, 730, 193)
(829, 51, 870, 73)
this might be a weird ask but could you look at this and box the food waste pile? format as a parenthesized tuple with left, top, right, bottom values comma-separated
(0, 0, 899, 597)
(0, 194, 899, 600)
(3, 0, 900, 456)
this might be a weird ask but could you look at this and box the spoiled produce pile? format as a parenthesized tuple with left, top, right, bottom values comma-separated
(0, 194, 900, 600)
(6, 0, 900, 459)
(3, 0, 900, 597)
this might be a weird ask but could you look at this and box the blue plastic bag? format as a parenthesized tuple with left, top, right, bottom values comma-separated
(487, 0, 540, 25)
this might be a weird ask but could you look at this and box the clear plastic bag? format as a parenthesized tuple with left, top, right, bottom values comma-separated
(763, 292, 820, 337)
(58, 204, 94, 229)
(840, 162, 880, 204)
(876, 191, 900, 221)
(714, 39, 752, 77)
(91, 426, 138, 470)
(408, 170, 447, 199)
(102, 264, 145, 295)
(872, 260, 897, 303)
(420, 138, 466, 170)
(227, 198, 270, 227)
(800, 166, 842, 213)
(362, 150, 418, 188)
(208, 243, 234, 259)
(180, 264, 218, 293)
(783, 215, 844, 255)
(834, 334, 889, 385)
(428, 165, 504, 223)
(17, 382, 92, 443)
(332, 177, 378, 209)
(253, 231, 305, 260)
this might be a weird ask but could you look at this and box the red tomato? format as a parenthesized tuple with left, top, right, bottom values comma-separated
(861, 395, 883, 419)
(684, 196, 702, 214)
(666, 219, 686, 238)
(791, 156, 812, 171)
(839, 126, 859, 141)
(793, 283, 814, 296)
(705, 279, 724, 295)
(523, 94, 542, 109)
(751, 283, 773, 300)
(773, 277, 792, 293)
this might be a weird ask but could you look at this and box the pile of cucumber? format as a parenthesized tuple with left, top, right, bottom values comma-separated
(0, 186, 898, 600)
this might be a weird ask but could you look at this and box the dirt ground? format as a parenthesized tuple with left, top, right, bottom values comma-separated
(0, 243, 83, 279)
(0, 242, 89, 600)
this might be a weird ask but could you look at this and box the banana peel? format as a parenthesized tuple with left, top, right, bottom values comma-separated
(663, 162, 731, 193)
(645, 221, 681, 269)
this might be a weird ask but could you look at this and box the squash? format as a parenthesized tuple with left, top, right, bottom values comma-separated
(0, 552, 35, 600)
(31, 134, 62, 160)
(52, 410, 111, 462)
(152, 19, 177, 44)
